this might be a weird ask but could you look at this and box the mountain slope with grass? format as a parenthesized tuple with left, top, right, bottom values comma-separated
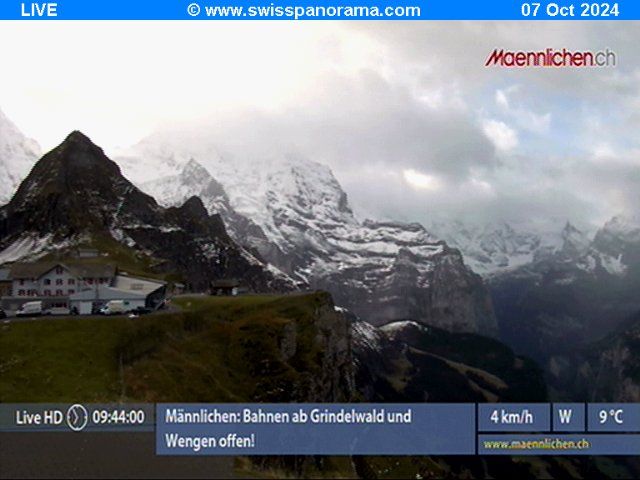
(0, 293, 353, 403)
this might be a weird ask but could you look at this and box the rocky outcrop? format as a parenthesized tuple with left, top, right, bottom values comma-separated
(316, 243, 496, 335)
(428, 246, 496, 334)
(293, 294, 355, 402)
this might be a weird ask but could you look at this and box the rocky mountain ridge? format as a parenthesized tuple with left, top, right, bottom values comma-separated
(123, 143, 497, 335)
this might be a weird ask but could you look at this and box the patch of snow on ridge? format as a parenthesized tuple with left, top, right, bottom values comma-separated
(601, 253, 627, 276)
(351, 321, 383, 354)
(381, 320, 429, 335)
(0, 234, 75, 264)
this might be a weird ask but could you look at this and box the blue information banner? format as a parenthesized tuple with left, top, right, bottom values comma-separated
(0, 0, 639, 20)
(156, 403, 476, 455)
(2, 402, 639, 455)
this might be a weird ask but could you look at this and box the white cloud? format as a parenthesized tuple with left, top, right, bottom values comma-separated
(403, 169, 443, 191)
(495, 90, 510, 109)
(495, 87, 551, 135)
(482, 119, 519, 152)
(0, 22, 377, 151)
(467, 177, 495, 196)
(592, 142, 616, 159)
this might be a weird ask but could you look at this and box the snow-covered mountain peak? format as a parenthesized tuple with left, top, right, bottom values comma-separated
(598, 215, 640, 243)
(430, 220, 549, 276)
(559, 221, 590, 257)
(0, 108, 41, 204)
(119, 140, 358, 251)
(120, 134, 497, 334)
(182, 157, 210, 177)
(429, 218, 604, 277)
(588, 215, 640, 269)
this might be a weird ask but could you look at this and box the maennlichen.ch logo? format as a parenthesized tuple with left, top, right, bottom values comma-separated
(485, 48, 617, 68)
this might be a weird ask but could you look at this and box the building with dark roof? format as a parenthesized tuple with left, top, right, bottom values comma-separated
(2, 261, 117, 311)
(1, 258, 169, 314)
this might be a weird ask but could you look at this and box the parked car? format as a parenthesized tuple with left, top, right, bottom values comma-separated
(99, 300, 129, 316)
(45, 307, 71, 316)
(16, 301, 43, 317)
(0, 308, 6, 319)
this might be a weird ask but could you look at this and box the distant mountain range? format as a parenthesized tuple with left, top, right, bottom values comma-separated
(429, 220, 589, 276)
(2, 109, 639, 371)
(481, 217, 640, 361)
(428, 215, 640, 368)
(117, 135, 497, 334)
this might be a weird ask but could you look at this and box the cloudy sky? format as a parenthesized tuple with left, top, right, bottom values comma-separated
(0, 21, 638, 230)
